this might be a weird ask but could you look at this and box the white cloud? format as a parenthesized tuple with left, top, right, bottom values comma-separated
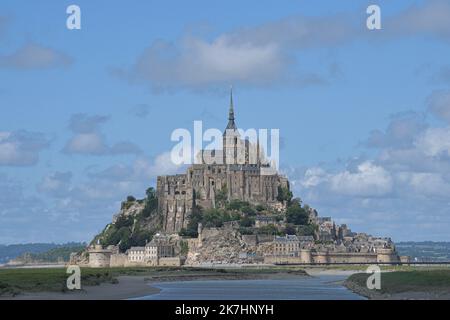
(415, 127, 450, 157)
(117, 1, 450, 93)
(133, 152, 184, 177)
(301, 167, 330, 188)
(63, 114, 142, 156)
(120, 36, 294, 91)
(396, 171, 450, 198)
(428, 90, 450, 122)
(37, 171, 73, 198)
(0, 43, 72, 70)
(0, 130, 50, 166)
(365, 112, 426, 149)
(387, 0, 450, 39)
(329, 161, 393, 197)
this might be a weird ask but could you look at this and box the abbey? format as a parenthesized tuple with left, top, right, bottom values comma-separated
(157, 91, 290, 233)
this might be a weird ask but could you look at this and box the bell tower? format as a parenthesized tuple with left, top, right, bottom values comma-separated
(223, 87, 240, 164)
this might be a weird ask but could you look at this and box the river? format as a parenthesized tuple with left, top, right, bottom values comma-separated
(136, 275, 365, 300)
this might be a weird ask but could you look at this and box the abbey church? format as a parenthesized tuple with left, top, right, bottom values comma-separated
(157, 92, 290, 233)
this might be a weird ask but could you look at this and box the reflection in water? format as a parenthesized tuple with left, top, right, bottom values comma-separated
(136, 275, 365, 300)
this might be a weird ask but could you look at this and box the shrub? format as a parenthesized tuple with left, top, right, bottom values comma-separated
(286, 200, 309, 225)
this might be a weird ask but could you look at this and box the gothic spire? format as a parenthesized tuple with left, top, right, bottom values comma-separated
(226, 86, 237, 131)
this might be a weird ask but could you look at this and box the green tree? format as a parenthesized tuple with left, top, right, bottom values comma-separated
(215, 187, 228, 206)
(203, 208, 227, 227)
(286, 200, 309, 225)
(142, 187, 158, 217)
(297, 224, 317, 237)
(180, 205, 203, 237)
(115, 215, 134, 229)
(255, 204, 266, 212)
(180, 241, 189, 256)
(284, 223, 297, 235)
(277, 186, 293, 203)
(226, 200, 249, 211)
(257, 224, 280, 235)
(240, 216, 254, 228)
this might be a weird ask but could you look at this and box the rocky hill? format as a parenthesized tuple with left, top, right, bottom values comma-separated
(90, 188, 162, 252)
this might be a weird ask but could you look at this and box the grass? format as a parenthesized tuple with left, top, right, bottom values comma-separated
(346, 269, 450, 295)
(0, 267, 118, 296)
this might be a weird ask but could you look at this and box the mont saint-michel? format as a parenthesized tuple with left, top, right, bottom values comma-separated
(70, 93, 404, 269)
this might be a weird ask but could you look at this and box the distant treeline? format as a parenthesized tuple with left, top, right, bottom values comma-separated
(0, 242, 86, 264)
(396, 242, 450, 262)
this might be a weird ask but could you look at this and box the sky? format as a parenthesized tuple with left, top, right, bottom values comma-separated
(1, 0, 450, 243)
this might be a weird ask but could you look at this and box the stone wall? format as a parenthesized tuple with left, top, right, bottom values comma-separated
(88, 251, 111, 268)
(110, 254, 127, 267)
(159, 257, 182, 267)
(242, 235, 257, 246)
(257, 234, 275, 243)
(264, 250, 400, 265)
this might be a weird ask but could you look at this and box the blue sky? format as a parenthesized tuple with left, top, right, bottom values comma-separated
(1, 0, 450, 243)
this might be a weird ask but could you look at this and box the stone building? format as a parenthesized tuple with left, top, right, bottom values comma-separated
(126, 234, 175, 265)
(145, 234, 175, 259)
(127, 247, 145, 263)
(88, 242, 113, 268)
(157, 91, 290, 233)
(273, 235, 300, 257)
(254, 216, 277, 228)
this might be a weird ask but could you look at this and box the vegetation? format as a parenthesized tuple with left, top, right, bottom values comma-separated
(180, 194, 316, 239)
(93, 188, 161, 252)
(0, 267, 116, 296)
(0, 266, 309, 296)
(179, 205, 204, 237)
(286, 198, 309, 226)
(346, 269, 450, 296)
(296, 224, 317, 237)
(13, 244, 86, 264)
(215, 187, 228, 207)
(0, 243, 85, 264)
(142, 187, 158, 218)
(256, 224, 282, 236)
(180, 241, 189, 256)
(395, 242, 450, 262)
(277, 186, 293, 203)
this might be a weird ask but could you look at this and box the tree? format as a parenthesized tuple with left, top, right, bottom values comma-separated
(180, 241, 189, 256)
(203, 208, 227, 227)
(115, 215, 134, 229)
(284, 223, 297, 235)
(257, 224, 280, 236)
(215, 187, 228, 206)
(180, 205, 203, 237)
(277, 186, 293, 203)
(286, 201, 309, 225)
(142, 187, 158, 217)
(255, 204, 266, 212)
(297, 224, 317, 237)
(226, 200, 249, 211)
(240, 216, 254, 228)
(126, 195, 136, 202)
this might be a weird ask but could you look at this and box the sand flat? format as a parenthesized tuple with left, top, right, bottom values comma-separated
(0, 276, 160, 300)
